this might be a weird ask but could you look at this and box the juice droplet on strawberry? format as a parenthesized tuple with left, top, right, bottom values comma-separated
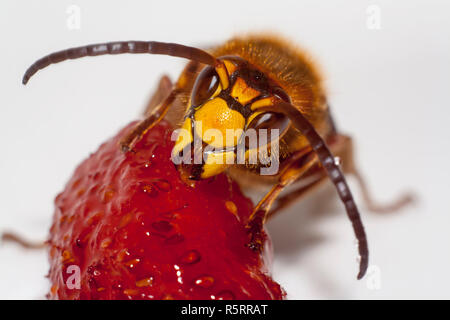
(194, 275, 215, 288)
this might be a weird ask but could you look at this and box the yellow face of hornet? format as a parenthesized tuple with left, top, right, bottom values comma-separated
(172, 56, 291, 180)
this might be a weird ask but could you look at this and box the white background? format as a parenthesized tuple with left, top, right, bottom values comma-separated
(0, 0, 449, 299)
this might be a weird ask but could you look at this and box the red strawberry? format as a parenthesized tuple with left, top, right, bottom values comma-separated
(48, 120, 285, 300)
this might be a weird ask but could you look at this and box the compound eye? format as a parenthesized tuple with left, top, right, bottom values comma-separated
(191, 66, 220, 107)
(247, 112, 290, 143)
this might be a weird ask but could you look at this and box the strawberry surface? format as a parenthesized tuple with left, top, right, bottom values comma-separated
(47, 120, 285, 300)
